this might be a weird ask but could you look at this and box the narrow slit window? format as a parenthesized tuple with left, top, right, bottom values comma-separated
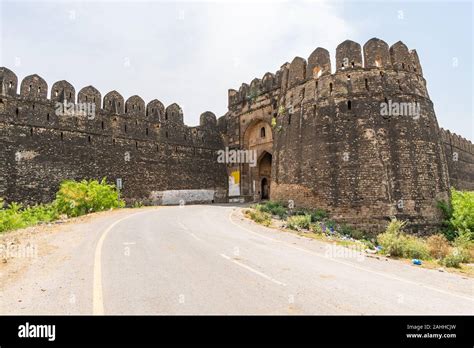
(365, 79, 369, 90)
(348, 100, 352, 110)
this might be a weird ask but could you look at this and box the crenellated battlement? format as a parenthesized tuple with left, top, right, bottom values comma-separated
(0, 67, 218, 127)
(0, 67, 220, 148)
(228, 38, 425, 107)
(440, 128, 474, 154)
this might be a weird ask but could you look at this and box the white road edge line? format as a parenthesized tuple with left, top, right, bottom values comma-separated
(220, 253, 286, 286)
(228, 209, 474, 302)
(93, 210, 153, 315)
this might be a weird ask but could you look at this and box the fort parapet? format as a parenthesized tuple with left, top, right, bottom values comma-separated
(0, 67, 228, 205)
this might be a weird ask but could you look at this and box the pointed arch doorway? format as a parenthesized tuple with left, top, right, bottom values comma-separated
(258, 151, 272, 200)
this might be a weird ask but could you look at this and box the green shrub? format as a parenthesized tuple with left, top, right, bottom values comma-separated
(310, 222, 323, 234)
(247, 209, 272, 226)
(256, 201, 287, 218)
(403, 236, 430, 259)
(438, 189, 474, 241)
(377, 229, 407, 257)
(1, 178, 125, 233)
(442, 249, 465, 268)
(353, 229, 368, 240)
(54, 178, 124, 217)
(437, 200, 456, 240)
(309, 209, 328, 222)
(132, 201, 144, 208)
(339, 224, 353, 236)
(377, 218, 430, 259)
(21, 204, 59, 225)
(450, 189, 474, 235)
(0, 202, 27, 233)
(0, 202, 58, 233)
(385, 218, 407, 234)
(325, 220, 337, 229)
(453, 231, 474, 263)
(292, 208, 327, 223)
(287, 215, 311, 230)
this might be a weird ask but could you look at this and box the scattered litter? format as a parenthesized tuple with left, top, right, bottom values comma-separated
(412, 259, 422, 265)
(375, 246, 383, 252)
(437, 268, 445, 272)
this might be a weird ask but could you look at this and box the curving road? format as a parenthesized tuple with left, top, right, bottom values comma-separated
(1, 204, 473, 314)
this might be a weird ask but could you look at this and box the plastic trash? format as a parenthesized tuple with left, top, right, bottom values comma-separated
(375, 246, 383, 251)
(412, 259, 422, 265)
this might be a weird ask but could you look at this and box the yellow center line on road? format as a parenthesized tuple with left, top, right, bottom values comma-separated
(228, 208, 474, 303)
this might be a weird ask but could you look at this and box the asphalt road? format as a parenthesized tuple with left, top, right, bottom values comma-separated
(1, 205, 473, 314)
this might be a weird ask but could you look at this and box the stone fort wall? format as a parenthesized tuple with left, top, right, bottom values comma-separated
(440, 128, 474, 191)
(221, 38, 474, 233)
(0, 67, 228, 205)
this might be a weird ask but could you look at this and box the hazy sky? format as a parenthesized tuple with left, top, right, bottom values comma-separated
(0, 0, 472, 140)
